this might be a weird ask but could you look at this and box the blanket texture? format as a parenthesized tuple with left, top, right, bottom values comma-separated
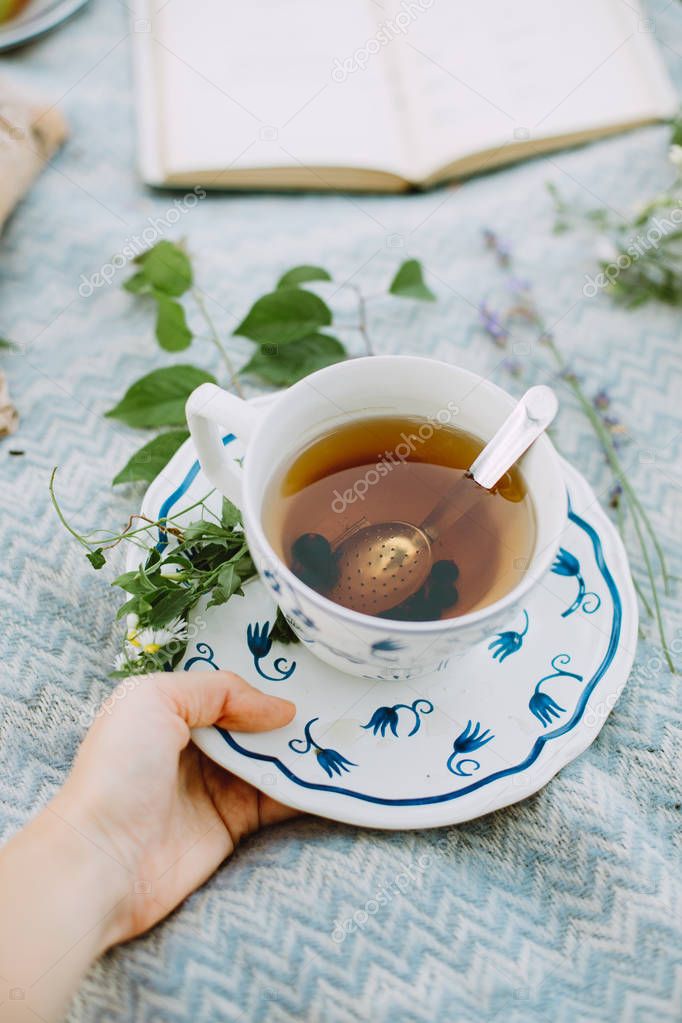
(0, 3, 680, 1020)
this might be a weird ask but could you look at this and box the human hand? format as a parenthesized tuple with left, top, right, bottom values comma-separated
(52, 670, 296, 947)
(0, 671, 296, 1021)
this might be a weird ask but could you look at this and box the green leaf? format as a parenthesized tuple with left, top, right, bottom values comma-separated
(113, 565, 163, 596)
(276, 265, 332, 289)
(135, 240, 192, 297)
(0, 337, 16, 350)
(233, 288, 332, 344)
(116, 595, 152, 620)
(86, 548, 106, 569)
(147, 587, 193, 627)
(111, 570, 146, 592)
(156, 296, 192, 351)
(221, 497, 242, 528)
(113, 430, 190, 485)
(123, 271, 152, 295)
(218, 563, 240, 596)
(106, 364, 217, 428)
(241, 333, 346, 386)
(270, 605, 299, 645)
(389, 259, 435, 301)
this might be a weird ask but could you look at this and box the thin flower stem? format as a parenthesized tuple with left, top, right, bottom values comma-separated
(543, 337, 669, 592)
(192, 288, 245, 397)
(543, 346, 674, 670)
(340, 283, 374, 355)
(49, 468, 90, 549)
(629, 497, 676, 672)
(615, 499, 653, 618)
(50, 472, 217, 554)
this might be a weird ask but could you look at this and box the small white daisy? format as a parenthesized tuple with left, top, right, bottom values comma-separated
(113, 650, 140, 672)
(127, 618, 188, 655)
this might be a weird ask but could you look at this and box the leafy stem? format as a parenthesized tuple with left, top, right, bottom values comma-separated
(614, 497, 652, 625)
(52, 471, 300, 675)
(340, 282, 374, 356)
(50, 467, 213, 560)
(49, 468, 90, 550)
(192, 287, 244, 397)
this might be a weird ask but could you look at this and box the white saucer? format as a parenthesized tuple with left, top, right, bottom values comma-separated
(131, 419, 638, 830)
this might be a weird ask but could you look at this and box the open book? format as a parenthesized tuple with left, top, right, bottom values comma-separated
(133, 0, 676, 192)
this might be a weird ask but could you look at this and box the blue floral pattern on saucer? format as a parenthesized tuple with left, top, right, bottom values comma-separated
(289, 718, 357, 778)
(362, 699, 434, 738)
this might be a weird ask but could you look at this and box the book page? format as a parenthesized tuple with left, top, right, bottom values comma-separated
(389, 0, 677, 181)
(152, 0, 409, 180)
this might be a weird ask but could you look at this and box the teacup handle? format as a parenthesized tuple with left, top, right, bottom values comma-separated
(186, 384, 261, 506)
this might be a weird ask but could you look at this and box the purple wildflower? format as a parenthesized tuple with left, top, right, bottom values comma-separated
(560, 367, 582, 386)
(479, 302, 508, 346)
(608, 482, 623, 509)
(508, 276, 531, 294)
(482, 228, 511, 266)
(593, 388, 611, 411)
(502, 357, 524, 378)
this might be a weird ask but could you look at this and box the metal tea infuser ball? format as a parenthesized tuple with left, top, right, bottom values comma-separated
(329, 386, 558, 616)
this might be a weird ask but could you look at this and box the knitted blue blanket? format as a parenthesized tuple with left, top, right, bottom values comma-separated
(1, 3, 680, 1019)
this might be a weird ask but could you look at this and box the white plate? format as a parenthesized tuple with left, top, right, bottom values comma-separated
(131, 413, 638, 830)
(0, 0, 89, 51)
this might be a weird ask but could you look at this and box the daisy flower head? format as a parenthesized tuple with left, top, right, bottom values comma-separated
(127, 617, 188, 655)
(113, 649, 142, 674)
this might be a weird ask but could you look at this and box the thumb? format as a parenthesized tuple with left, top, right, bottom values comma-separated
(154, 670, 296, 734)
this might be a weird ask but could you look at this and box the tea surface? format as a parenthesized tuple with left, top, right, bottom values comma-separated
(263, 416, 536, 621)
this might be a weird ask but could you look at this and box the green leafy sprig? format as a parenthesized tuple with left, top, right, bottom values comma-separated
(547, 118, 682, 307)
(107, 244, 434, 487)
(50, 468, 296, 677)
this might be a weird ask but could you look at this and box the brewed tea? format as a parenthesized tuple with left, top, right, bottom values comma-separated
(263, 416, 536, 621)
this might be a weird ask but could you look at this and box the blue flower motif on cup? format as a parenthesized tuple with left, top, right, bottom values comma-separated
(246, 621, 296, 682)
(362, 699, 434, 738)
(551, 547, 601, 618)
(370, 638, 406, 664)
(529, 653, 584, 727)
(184, 642, 220, 671)
(488, 609, 529, 663)
(447, 720, 494, 776)
(262, 569, 317, 632)
(288, 718, 357, 779)
(290, 606, 316, 631)
(262, 569, 281, 595)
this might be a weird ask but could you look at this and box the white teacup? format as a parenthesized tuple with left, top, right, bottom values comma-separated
(186, 356, 565, 680)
